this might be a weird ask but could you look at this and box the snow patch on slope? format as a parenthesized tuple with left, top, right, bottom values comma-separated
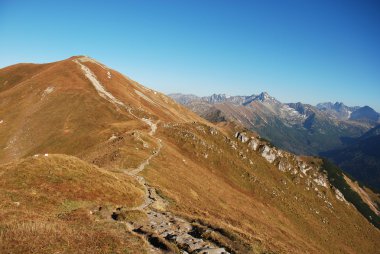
(347, 110, 352, 119)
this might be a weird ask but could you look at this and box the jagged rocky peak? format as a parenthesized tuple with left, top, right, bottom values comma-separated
(334, 101, 347, 109)
(256, 91, 270, 100)
(316, 101, 357, 120)
(316, 102, 333, 110)
(317, 101, 347, 110)
(205, 93, 230, 103)
(317, 102, 344, 112)
(253, 91, 278, 103)
(170, 92, 284, 106)
(204, 91, 282, 106)
(200, 93, 250, 105)
(240, 91, 280, 106)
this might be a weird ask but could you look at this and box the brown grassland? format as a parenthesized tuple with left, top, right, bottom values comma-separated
(0, 57, 379, 253)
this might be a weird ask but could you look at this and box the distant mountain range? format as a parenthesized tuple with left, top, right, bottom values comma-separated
(317, 102, 380, 123)
(169, 92, 379, 155)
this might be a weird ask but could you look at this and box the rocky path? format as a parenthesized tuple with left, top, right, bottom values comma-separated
(121, 116, 230, 254)
(73, 62, 229, 253)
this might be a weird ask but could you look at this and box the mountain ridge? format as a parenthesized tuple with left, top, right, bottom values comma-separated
(1, 56, 380, 253)
(171, 92, 379, 121)
(169, 92, 378, 155)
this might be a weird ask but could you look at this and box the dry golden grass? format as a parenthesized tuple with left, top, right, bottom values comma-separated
(82, 130, 157, 170)
(0, 56, 202, 164)
(0, 219, 147, 254)
(1, 57, 380, 253)
(0, 154, 144, 206)
(0, 154, 147, 254)
(134, 122, 380, 253)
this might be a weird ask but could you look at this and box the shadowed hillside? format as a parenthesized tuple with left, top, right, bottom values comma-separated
(322, 125, 380, 192)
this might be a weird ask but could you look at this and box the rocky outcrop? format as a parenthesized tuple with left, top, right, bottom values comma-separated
(247, 138, 259, 151)
(260, 145, 277, 163)
(234, 132, 346, 205)
(235, 132, 249, 143)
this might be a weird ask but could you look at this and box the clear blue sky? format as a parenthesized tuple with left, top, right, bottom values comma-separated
(1, 0, 379, 111)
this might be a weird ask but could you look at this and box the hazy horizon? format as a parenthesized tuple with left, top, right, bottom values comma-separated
(1, 0, 379, 111)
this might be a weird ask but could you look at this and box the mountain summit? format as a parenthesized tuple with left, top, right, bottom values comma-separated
(252, 91, 278, 103)
(0, 56, 202, 162)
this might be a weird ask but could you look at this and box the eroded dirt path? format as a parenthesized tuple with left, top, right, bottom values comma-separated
(122, 117, 230, 254)
(74, 60, 229, 253)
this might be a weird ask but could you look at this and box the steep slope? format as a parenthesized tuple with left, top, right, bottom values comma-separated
(322, 125, 380, 192)
(1, 57, 380, 253)
(170, 93, 373, 155)
(0, 56, 202, 163)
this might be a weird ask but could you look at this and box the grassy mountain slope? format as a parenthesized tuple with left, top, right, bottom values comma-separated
(0, 154, 147, 254)
(0, 56, 201, 163)
(1, 57, 379, 253)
